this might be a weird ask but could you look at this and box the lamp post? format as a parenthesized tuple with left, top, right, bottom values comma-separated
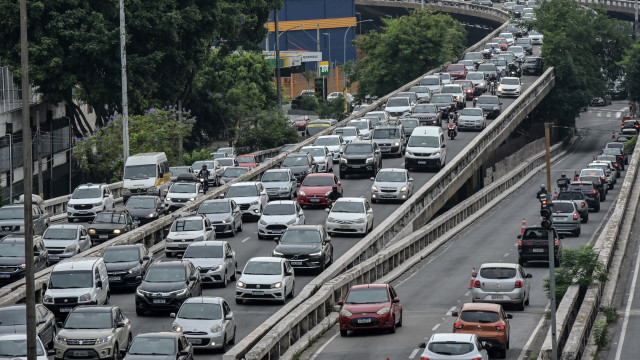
(323, 33, 332, 93)
(343, 19, 374, 88)
(119, 0, 129, 162)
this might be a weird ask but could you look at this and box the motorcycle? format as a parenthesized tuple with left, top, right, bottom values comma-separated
(557, 179, 569, 192)
(447, 122, 457, 140)
(198, 175, 209, 194)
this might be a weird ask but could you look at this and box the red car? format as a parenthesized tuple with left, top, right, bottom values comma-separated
(338, 283, 403, 336)
(492, 38, 509, 51)
(236, 154, 259, 169)
(446, 63, 468, 80)
(297, 173, 342, 206)
(454, 79, 476, 100)
(293, 115, 310, 131)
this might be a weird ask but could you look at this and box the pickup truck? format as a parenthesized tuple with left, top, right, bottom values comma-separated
(518, 227, 562, 267)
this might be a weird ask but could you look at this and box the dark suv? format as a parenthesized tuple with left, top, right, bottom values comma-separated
(272, 225, 333, 273)
(568, 181, 601, 212)
(339, 141, 383, 178)
(88, 211, 137, 245)
(103, 244, 153, 288)
(0, 235, 48, 285)
(135, 260, 202, 315)
(522, 57, 543, 75)
(518, 227, 562, 267)
(475, 95, 502, 119)
(578, 176, 606, 201)
(280, 152, 317, 183)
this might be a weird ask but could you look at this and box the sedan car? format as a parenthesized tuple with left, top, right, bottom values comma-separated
(0, 304, 56, 350)
(338, 284, 402, 336)
(223, 182, 269, 219)
(135, 260, 202, 315)
(452, 303, 512, 358)
(314, 135, 345, 163)
(301, 146, 333, 173)
(408, 86, 432, 103)
(297, 173, 342, 207)
(164, 182, 201, 211)
(236, 154, 259, 169)
(497, 77, 522, 97)
(125, 195, 165, 224)
(522, 57, 544, 75)
(621, 120, 640, 136)
(171, 296, 236, 351)
(325, 197, 374, 236)
(272, 225, 333, 272)
(292, 115, 310, 131)
(235, 257, 295, 305)
(182, 241, 237, 287)
(103, 244, 152, 288)
(457, 107, 487, 130)
(0, 333, 49, 359)
(0, 235, 48, 285)
(261, 169, 298, 200)
(471, 262, 531, 310)
(165, 215, 216, 257)
(529, 29, 543, 44)
(124, 332, 193, 360)
(280, 152, 317, 182)
(43, 224, 91, 264)
(219, 166, 250, 185)
(258, 201, 305, 239)
(88, 211, 137, 245)
(466, 71, 488, 93)
(333, 126, 361, 144)
(347, 119, 373, 140)
(475, 95, 502, 119)
(370, 168, 413, 203)
(440, 84, 466, 109)
(430, 94, 457, 116)
(197, 199, 243, 236)
(418, 333, 490, 360)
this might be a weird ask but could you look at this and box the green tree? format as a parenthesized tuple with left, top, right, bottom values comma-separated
(235, 110, 299, 152)
(183, 149, 211, 166)
(619, 43, 640, 102)
(317, 98, 347, 121)
(544, 245, 608, 302)
(353, 9, 466, 97)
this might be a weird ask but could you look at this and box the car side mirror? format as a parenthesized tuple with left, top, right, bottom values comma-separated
(418, 342, 426, 349)
(170, 313, 176, 318)
(408, 178, 414, 182)
(96, 281, 103, 289)
(135, 276, 142, 281)
(116, 321, 126, 328)
(48, 349, 57, 356)
(286, 270, 294, 276)
(206, 227, 213, 231)
(441, 143, 446, 148)
(393, 297, 400, 303)
(526, 273, 533, 278)
(219, 194, 225, 199)
(180, 350, 190, 356)
(189, 275, 197, 282)
(451, 311, 459, 317)
(483, 342, 493, 350)
(370, 177, 375, 181)
(507, 314, 513, 319)
(225, 313, 234, 321)
(517, 234, 522, 239)
(236, 270, 242, 276)
(143, 255, 150, 261)
(325, 208, 330, 213)
(119, 349, 127, 356)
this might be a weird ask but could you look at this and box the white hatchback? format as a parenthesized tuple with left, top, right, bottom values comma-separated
(258, 201, 305, 239)
(325, 197, 374, 236)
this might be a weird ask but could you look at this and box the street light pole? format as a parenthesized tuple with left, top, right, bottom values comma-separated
(544, 122, 558, 360)
(119, 0, 130, 162)
(343, 19, 374, 88)
(323, 33, 332, 94)
(275, 10, 282, 108)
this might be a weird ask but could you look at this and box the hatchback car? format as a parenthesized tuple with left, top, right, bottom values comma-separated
(301, 146, 333, 173)
(125, 195, 165, 224)
(0, 235, 48, 285)
(182, 241, 237, 287)
(135, 260, 202, 315)
(197, 199, 243, 236)
(605, 142, 628, 164)
(297, 173, 343, 206)
(224, 182, 268, 219)
(454, 79, 477, 99)
(475, 95, 502, 119)
(419, 333, 490, 360)
(165, 215, 216, 257)
(420, 75, 442, 93)
(347, 119, 373, 140)
(338, 284, 402, 336)
(452, 303, 512, 358)
(169, 166, 194, 182)
(333, 126, 361, 144)
(466, 71, 488, 93)
(440, 84, 466, 109)
(325, 197, 374, 236)
(446, 63, 468, 80)
(261, 169, 297, 200)
(0, 304, 55, 350)
(556, 190, 589, 222)
(568, 181, 601, 212)
(43, 224, 91, 264)
(280, 152, 317, 182)
(88, 211, 137, 245)
(236, 154, 259, 169)
(430, 94, 457, 115)
(471, 263, 531, 310)
(272, 225, 333, 272)
(164, 181, 201, 211)
(518, 227, 562, 267)
(124, 332, 193, 360)
(235, 257, 295, 305)
(408, 86, 432, 103)
(314, 136, 345, 163)
(550, 200, 581, 236)
(218, 166, 250, 185)
(371, 168, 413, 203)
(0, 333, 49, 359)
(258, 201, 305, 239)
(384, 97, 413, 119)
(170, 296, 236, 351)
(457, 107, 487, 130)
(103, 244, 152, 288)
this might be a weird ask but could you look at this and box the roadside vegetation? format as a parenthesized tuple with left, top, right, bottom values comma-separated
(544, 245, 608, 303)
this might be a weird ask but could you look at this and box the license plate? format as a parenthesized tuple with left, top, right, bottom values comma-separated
(339, 225, 351, 229)
(153, 299, 166, 304)
(187, 338, 202, 345)
(310, 199, 320, 203)
(49, 255, 60, 260)
(532, 248, 544, 253)
(418, 161, 427, 164)
(200, 274, 206, 279)
(74, 351, 89, 357)
(352, 165, 362, 168)
(291, 261, 303, 266)
(99, 235, 109, 239)
(252, 291, 264, 295)
(109, 276, 121, 281)
(357, 318, 372, 324)
(60, 307, 72, 313)
(381, 147, 390, 151)
(491, 295, 504, 300)
(0, 274, 9, 279)
(272, 230, 284, 233)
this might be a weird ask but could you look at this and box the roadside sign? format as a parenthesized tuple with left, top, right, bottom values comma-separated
(319, 61, 329, 76)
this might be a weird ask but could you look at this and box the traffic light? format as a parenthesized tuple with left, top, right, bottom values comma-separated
(539, 194, 553, 229)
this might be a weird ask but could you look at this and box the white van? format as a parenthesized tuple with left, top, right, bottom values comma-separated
(405, 126, 446, 170)
(122, 152, 171, 201)
(43, 257, 110, 319)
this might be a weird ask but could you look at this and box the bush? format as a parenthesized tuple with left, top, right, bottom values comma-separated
(602, 306, 618, 324)
(299, 95, 319, 111)
(544, 245, 608, 302)
(625, 135, 637, 153)
(183, 149, 211, 166)
(593, 319, 609, 350)
(317, 98, 347, 121)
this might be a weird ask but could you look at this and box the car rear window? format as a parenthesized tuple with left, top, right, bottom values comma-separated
(479, 267, 516, 279)
(460, 310, 500, 323)
(553, 203, 575, 213)
(428, 341, 474, 355)
(556, 192, 583, 200)
(522, 229, 551, 239)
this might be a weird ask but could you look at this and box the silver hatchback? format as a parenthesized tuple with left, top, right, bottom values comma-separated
(370, 168, 414, 203)
(471, 263, 531, 310)
(550, 200, 581, 236)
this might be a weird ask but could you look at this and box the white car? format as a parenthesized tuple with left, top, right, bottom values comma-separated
(457, 107, 487, 130)
(384, 97, 414, 119)
(529, 30, 543, 44)
(333, 126, 361, 144)
(235, 257, 295, 305)
(67, 183, 115, 221)
(301, 146, 333, 173)
(418, 333, 490, 360)
(347, 119, 373, 140)
(224, 182, 268, 219)
(325, 197, 374, 236)
(314, 135, 345, 163)
(438, 72, 452, 85)
(0, 333, 49, 360)
(327, 92, 354, 103)
(182, 241, 237, 287)
(165, 215, 216, 257)
(366, 111, 391, 125)
(497, 77, 522, 97)
(440, 84, 466, 108)
(171, 296, 236, 350)
(499, 32, 515, 46)
(164, 181, 201, 210)
(420, 75, 442, 94)
(258, 200, 305, 239)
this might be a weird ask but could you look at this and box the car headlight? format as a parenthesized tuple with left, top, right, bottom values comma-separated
(340, 158, 348, 164)
(172, 323, 182, 332)
(298, 190, 306, 197)
(393, 142, 400, 146)
(354, 218, 365, 224)
(327, 217, 337, 223)
(95, 335, 113, 345)
(113, 229, 122, 234)
(259, 219, 267, 225)
(493, 106, 500, 110)
(237, 281, 246, 288)
(281, 186, 290, 191)
(480, 81, 486, 86)
(400, 187, 408, 192)
(171, 288, 189, 297)
(93, 202, 103, 207)
(366, 157, 374, 164)
(147, 213, 156, 218)
(189, 198, 196, 202)
(432, 151, 440, 155)
(272, 250, 283, 256)
(88, 229, 96, 235)
(377, 307, 391, 315)
(67, 204, 74, 209)
(309, 251, 322, 257)
(219, 180, 226, 185)
(78, 293, 92, 302)
(271, 282, 282, 288)
(210, 265, 223, 271)
(43, 295, 53, 304)
(211, 324, 224, 333)
(371, 185, 378, 192)
(194, 236, 204, 242)
(136, 288, 147, 296)
(340, 309, 353, 317)
(64, 244, 77, 253)
(250, 200, 259, 205)
(19, 263, 26, 269)
(498, 86, 503, 91)
(55, 335, 67, 344)
(286, 218, 297, 225)
(406, 150, 413, 156)
(166, 197, 172, 201)
(128, 266, 142, 274)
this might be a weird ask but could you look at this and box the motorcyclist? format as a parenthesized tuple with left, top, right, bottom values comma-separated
(536, 184, 548, 199)
(491, 45, 499, 57)
(327, 184, 341, 204)
(557, 173, 570, 190)
(447, 114, 458, 137)
(488, 73, 498, 95)
(499, 68, 508, 79)
(198, 165, 210, 193)
(508, 62, 519, 77)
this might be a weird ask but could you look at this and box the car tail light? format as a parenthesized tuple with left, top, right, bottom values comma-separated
(515, 280, 523, 288)
(496, 324, 506, 331)
(593, 190, 598, 194)
(555, 240, 560, 248)
(573, 212, 579, 220)
(474, 280, 481, 288)
(518, 240, 522, 249)
(471, 358, 482, 360)
(581, 202, 586, 207)
(454, 322, 464, 329)
(421, 357, 430, 360)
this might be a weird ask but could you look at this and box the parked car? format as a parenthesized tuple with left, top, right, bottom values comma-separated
(471, 262, 531, 310)
(297, 173, 343, 207)
(258, 200, 305, 239)
(272, 225, 332, 272)
(124, 332, 193, 360)
(170, 296, 236, 351)
(451, 303, 512, 358)
(182, 241, 237, 287)
(325, 197, 374, 236)
(87, 211, 138, 245)
(235, 257, 295, 305)
(338, 283, 402, 336)
(196, 199, 243, 236)
(135, 260, 202, 315)
(370, 168, 413, 203)
(103, 244, 152, 288)
(66, 183, 115, 221)
(43, 224, 91, 264)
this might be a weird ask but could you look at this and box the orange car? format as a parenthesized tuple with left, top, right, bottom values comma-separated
(452, 302, 512, 358)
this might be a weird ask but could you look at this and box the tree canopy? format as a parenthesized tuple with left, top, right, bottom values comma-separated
(619, 43, 640, 102)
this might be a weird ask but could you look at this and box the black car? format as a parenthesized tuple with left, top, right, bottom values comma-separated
(568, 181, 601, 212)
(0, 234, 48, 285)
(398, 119, 419, 139)
(578, 176, 606, 201)
(88, 211, 137, 245)
(124, 332, 193, 360)
(103, 244, 153, 288)
(125, 195, 165, 224)
(279, 143, 298, 155)
(409, 104, 443, 126)
(135, 260, 202, 315)
(0, 304, 56, 349)
(475, 95, 503, 119)
(600, 148, 626, 170)
(280, 152, 317, 182)
(430, 94, 457, 115)
(339, 141, 383, 178)
(272, 225, 333, 273)
(518, 227, 562, 267)
(620, 120, 640, 136)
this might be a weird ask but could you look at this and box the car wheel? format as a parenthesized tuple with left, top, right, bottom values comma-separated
(230, 326, 236, 345)
(518, 258, 526, 267)
(574, 227, 581, 237)
(525, 294, 530, 306)
(113, 343, 120, 360)
(371, 198, 377, 204)
(230, 224, 236, 237)
(258, 234, 264, 240)
(127, 333, 132, 350)
(397, 311, 403, 327)
(340, 330, 347, 337)
(389, 315, 396, 333)
(328, 250, 334, 265)
(165, 251, 173, 258)
(235, 298, 243, 305)
(231, 265, 237, 281)
(518, 299, 525, 311)
(595, 204, 601, 212)
(340, 171, 345, 179)
(582, 213, 589, 223)
(238, 220, 243, 232)
(221, 271, 228, 288)
(221, 335, 227, 353)
(288, 282, 295, 298)
(105, 292, 110, 305)
(280, 290, 287, 305)
(498, 348, 507, 359)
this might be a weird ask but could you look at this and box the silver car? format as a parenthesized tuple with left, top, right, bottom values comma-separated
(261, 169, 298, 200)
(457, 107, 487, 130)
(301, 146, 333, 173)
(183, 241, 237, 287)
(550, 200, 581, 236)
(235, 257, 295, 305)
(219, 166, 250, 185)
(257, 201, 305, 239)
(419, 333, 489, 360)
(164, 182, 201, 210)
(171, 297, 236, 351)
(197, 199, 243, 236)
(43, 224, 91, 264)
(370, 168, 414, 203)
(471, 263, 531, 310)
(165, 215, 216, 257)
(314, 135, 345, 163)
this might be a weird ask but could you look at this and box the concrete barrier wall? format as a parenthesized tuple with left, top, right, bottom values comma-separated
(359, 0, 511, 23)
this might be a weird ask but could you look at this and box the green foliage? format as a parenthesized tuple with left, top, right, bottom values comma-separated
(601, 306, 618, 324)
(299, 95, 319, 111)
(533, 0, 631, 128)
(317, 98, 347, 121)
(183, 149, 211, 166)
(625, 135, 637, 153)
(0, 185, 7, 206)
(544, 245, 608, 302)
(353, 9, 466, 97)
(620, 43, 640, 102)
(593, 319, 609, 350)
(73, 107, 196, 182)
(234, 110, 299, 152)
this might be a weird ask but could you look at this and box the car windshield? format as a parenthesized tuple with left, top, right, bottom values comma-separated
(478, 64, 496, 71)
(334, 128, 357, 136)
(345, 288, 389, 304)
(602, 149, 621, 155)
(192, 161, 215, 171)
(428, 341, 474, 355)
(410, 86, 428, 93)
(217, 159, 234, 167)
(315, 137, 340, 146)
(243, 261, 282, 275)
(263, 204, 295, 216)
(93, 213, 126, 224)
(0, 308, 26, 325)
(223, 167, 248, 177)
(282, 156, 310, 167)
(581, 169, 602, 177)
(441, 86, 461, 94)
(344, 144, 373, 154)
(554, 203, 575, 213)
(456, 81, 472, 88)
(169, 183, 197, 194)
(72, 188, 101, 199)
(198, 202, 230, 214)
(0, 242, 24, 257)
(607, 143, 623, 149)
(524, 58, 539, 64)
(431, 95, 452, 103)
(556, 192, 584, 200)
(511, 46, 523, 53)
(373, 128, 400, 139)
(0, 338, 45, 356)
(169, 167, 191, 176)
(348, 121, 369, 130)
(421, 77, 439, 85)
(414, 105, 438, 114)
(144, 266, 186, 282)
(523, 229, 551, 239)
(376, 171, 406, 182)
(400, 119, 418, 128)
(126, 197, 156, 209)
(501, 78, 520, 85)
(170, 219, 203, 232)
(331, 201, 364, 213)
(515, 5, 525, 10)
(183, 244, 223, 259)
(480, 267, 516, 279)
(302, 176, 334, 187)
(103, 247, 140, 263)
(477, 97, 499, 105)
(237, 157, 254, 164)
(0, 208, 23, 220)
(226, 185, 258, 198)
(491, 59, 507, 66)
(460, 310, 500, 323)
(408, 135, 439, 147)
(262, 172, 290, 182)
(516, 39, 529, 45)
(64, 311, 112, 329)
(464, 53, 482, 60)
(49, 270, 92, 289)
(461, 108, 483, 116)
(177, 303, 222, 320)
(448, 64, 464, 71)
(467, 72, 484, 80)
(386, 98, 409, 107)
(280, 229, 322, 244)
(128, 337, 176, 355)
(124, 164, 156, 179)
(303, 148, 325, 157)
(43, 228, 77, 240)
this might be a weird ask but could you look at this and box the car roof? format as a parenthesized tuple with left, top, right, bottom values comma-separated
(183, 296, 224, 305)
(230, 182, 259, 187)
(105, 244, 143, 251)
(378, 168, 407, 173)
(349, 283, 388, 290)
(73, 305, 115, 313)
(247, 256, 284, 263)
(348, 140, 373, 145)
(76, 183, 106, 189)
(201, 199, 234, 205)
(47, 224, 81, 230)
(335, 197, 366, 204)
(266, 200, 298, 205)
(150, 260, 188, 268)
(430, 333, 475, 342)
(287, 224, 323, 231)
(186, 240, 226, 248)
(460, 302, 502, 312)
(172, 215, 205, 221)
(53, 257, 102, 271)
(285, 152, 309, 157)
(304, 173, 334, 179)
(237, 154, 255, 158)
(480, 262, 518, 269)
(135, 332, 180, 339)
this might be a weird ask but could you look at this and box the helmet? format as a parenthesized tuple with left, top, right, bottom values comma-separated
(332, 184, 338, 191)
(541, 184, 546, 188)
(202, 164, 207, 169)
(561, 173, 567, 178)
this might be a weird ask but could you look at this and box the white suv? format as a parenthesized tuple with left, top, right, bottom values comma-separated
(224, 182, 269, 219)
(165, 215, 216, 257)
(67, 184, 115, 221)
(258, 201, 305, 239)
(325, 197, 374, 236)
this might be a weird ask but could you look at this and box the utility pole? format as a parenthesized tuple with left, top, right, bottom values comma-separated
(120, 0, 130, 162)
(544, 122, 551, 190)
(544, 122, 557, 359)
(178, 100, 183, 166)
(323, 33, 332, 95)
(69, 118, 72, 194)
(7, 131, 13, 203)
(36, 110, 43, 198)
(19, 0, 36, 358)
(274, 9, 282, 108)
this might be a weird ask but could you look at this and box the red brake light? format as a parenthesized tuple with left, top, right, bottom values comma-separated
(496, 324, 506, 331)
(541, 199, 547, 206)
(573, 212, 578, 220)
(555, 240, 560, 248)
(454, 322, 464, 329)
(593, 190, 598, 194)
(472, 358, 482, 360)
(421, 357, 430, 360)
(581, 202, 586, 207)
(518, 240, 522, 248)
(473, 280, 481, 288)
(515, 280, 523, 288)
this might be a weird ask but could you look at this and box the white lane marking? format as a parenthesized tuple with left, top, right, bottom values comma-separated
(607, 112, 612, 118)
(503, 253, 509, 257)
(446, 306, 456, 316)
(241, 237, 250, 242)
(617, 112, 622, 118)
(465, 290, 470, 296)
(518, 302, 551, 360)
(597, 112, 602, 117)
(432, 323, 440, 331)
(409, 348, 420, 359)
(309, 332, 340, 360)
(614, 243, 640, 359)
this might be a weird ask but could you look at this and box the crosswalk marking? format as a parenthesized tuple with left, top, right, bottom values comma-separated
(586, 110, 624, 119)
